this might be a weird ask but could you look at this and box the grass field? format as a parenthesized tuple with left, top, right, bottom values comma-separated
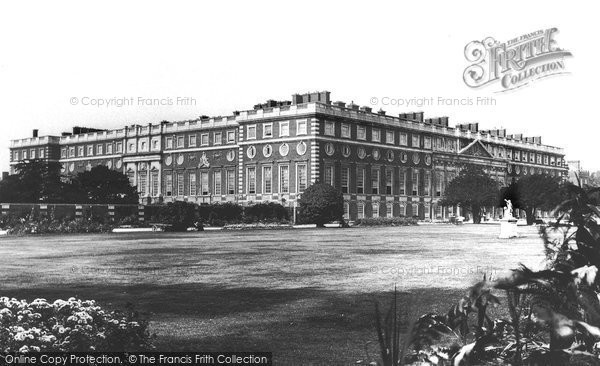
(0, 224, 546, 365)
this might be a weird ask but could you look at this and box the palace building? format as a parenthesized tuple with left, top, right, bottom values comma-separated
(8, 91, 568, 221)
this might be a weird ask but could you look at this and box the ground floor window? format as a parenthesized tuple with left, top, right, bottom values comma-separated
(263, 166, 272, 194)
(165, 172, 173, 196)
(200, 171, 209, 195)
(372, 202, 380, 218)
(214, 170, 222, 195)
(247, 167, 256, 194)
(386, 203, 393, 218)
(151, 170, 159, 196)
(138, 171, 147, 196)
(177, 172, 185, 196)
(343, 202, 349, 220)
(358, 202, 365, 219)
(400, 203, 406, 216)
(297, 164, 307, 193)
(280, 165, 289, 193)
(189, 171, 197, 196)
(227, 170, 235, 195)
(412, 203, 419, 217)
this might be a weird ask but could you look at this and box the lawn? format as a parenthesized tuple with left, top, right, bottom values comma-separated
(0, 224, 546, 365)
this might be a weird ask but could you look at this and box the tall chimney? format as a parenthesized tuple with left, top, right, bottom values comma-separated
(33, 129, 39, 138)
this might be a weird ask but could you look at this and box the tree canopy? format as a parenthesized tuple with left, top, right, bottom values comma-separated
(0, 161, 138, 204)
(500, 174, 563, 225)
(297, 183, 344, 226)
(439, 164, 499, 224)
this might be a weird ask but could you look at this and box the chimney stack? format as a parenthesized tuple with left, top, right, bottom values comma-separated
(33, 129, 39, 138)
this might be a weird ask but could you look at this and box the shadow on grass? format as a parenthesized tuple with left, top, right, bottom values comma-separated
(0, 284, 467, 365)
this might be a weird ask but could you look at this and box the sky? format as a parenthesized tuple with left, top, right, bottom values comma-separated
(0, 1, 597, 172)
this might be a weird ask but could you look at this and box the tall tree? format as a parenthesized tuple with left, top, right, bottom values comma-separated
(297, 183, 344, 226)
(0, 160, 65, 202)
(502, 174, 562, 225)
(73, 165, 139, 203)
(439, 164, 499, 224)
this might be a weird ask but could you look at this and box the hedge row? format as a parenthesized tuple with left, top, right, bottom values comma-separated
(353, 217, 418, 226)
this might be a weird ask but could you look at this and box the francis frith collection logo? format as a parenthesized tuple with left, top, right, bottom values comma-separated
(463, 28, 572, 92)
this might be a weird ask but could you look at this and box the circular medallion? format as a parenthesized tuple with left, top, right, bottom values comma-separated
(263, 144, 272, 157)
(342, 145, 351, 158)
(177, 155, 184, 165)
(61, 164, 66, 173)
(523, 167, 528, 175)
(85, 162, 92, 171)
(279, 143, 289, 157)
(357, 147, 366, 159)
(226, 150, 235, 162)
(107, 160, 113, 169)
(325, 143, 335, 156)
(165, 155, 172, 166)
(400, 152, 408, 163)
(386, 150, 394, 162)
(247, 145, 256, 159)
(116, 160, 122, 169)
(425, 155, 431, 166)
(372, 149, 380, 161)
(296, 141, 307, 155)
(516, 165, 521, 174)
(69, 163, 75, 172)
(412, 153, 420, 164)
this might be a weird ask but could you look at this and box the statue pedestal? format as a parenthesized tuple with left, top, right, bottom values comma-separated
(499, 217, 519, 239)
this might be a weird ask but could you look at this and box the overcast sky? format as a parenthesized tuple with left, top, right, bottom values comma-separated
(1, 1, 597, 172)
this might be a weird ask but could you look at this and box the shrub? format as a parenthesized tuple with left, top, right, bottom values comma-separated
(243, 202, 289, 223)
(198, 202, 243, 226)
(354, 217, 418, 227)
(149, 201, 199, 231)
(297, 183, 344, 227)
(0, 297, 154, 352)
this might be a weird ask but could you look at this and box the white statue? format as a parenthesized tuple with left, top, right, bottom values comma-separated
(504, 199, 513, 219)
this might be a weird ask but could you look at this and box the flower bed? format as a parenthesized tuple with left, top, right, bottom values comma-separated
(0, 297, 154, 352)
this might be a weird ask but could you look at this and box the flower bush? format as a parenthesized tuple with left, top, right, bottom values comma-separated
(0, 297, 154, 352)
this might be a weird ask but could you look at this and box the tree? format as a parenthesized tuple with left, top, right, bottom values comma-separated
(501, 174, 562, 225)
(297, 183, 344, 226)
(73, 165, 139, 204)
(151, 201, 199, 231)
(439, 165, 498, 224)
(0, 160, 65, 203)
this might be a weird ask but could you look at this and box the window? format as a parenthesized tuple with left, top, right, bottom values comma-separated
(96, 144, 102, 155)
(424, 137, 432, 149)
(226, 130, 235, 143)
(226, 170, 235, 194)
(116, 142, 123, 153)
(146, 170, 157, 196)
(38, 149, 44, 159)
(61, 148, 67, 158)
(13, 151, 18, 161)
(107, 144, 113, 154)
(400, 133, 408, 146)
(386, 203, 393, 218)
(69, 147, 75, 158)
(341, 123, 350, 138)
(343, 202, 350, 220)
(435, 172, 443, 197)
(297, 164, 307, 192)
(400, 203, 407, 216)
(424, 171, 431, 196)
(325, 166, 334, 186)
(279, 165, 289, 193)
(371, 168, 380, 194)
(412, 170, 419, 196)
(385, 169, 393, 195)
(87, 145, 94, 156)
(22, 150, 27, 160)
(247, 167, 256, 194)
(189, 135, 197, 147)
(263, 166, 272, 194)
(177, 136, 184, 148)
(372, 128, 381, 142)
(247, 125, 257, 140)
(399, 169, 406, 195)
(297, 120, 307, 135)
(263, 124, 273, 138)
(412, 135, 420, 148)
(127, 170, 135, 187)
(357, 168, 365, 194)
(358, 202, 365, 219)
(138, 171, 147, 196)
(166, 137, 173, 149)
(213, 170, 222, 195)
(177, 172, 185, 196)
(165, 173, 173, 196)
(201, 171, 209, 195)
(324, 121, 335, 136)
(200, 134, 209, 146)
(372, 203, 380, 218)
(544, 155, 549, 165)
(412, 204, 419, 217)
(128, 142, 135, 152)
(529, 152, 535, 163)
(30, 149, 35, 159)
(279, 121, 289, 137)
(140, 141, 147, 151)
(214, 132, 222, 145)
(189, 172, 197, 196)
(341, 167, 349, 194)
(386, 130, 394, 144)
(152, 139, 159, 150)
(78, 146, 84, 156)
(507, 149, 512, 160)
(537, 154, 542, 164)
(357, 126, 366, 140)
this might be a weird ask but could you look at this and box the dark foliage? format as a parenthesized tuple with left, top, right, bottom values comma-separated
(297, 183, 344, 227)
(501, 174, 563, 225)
